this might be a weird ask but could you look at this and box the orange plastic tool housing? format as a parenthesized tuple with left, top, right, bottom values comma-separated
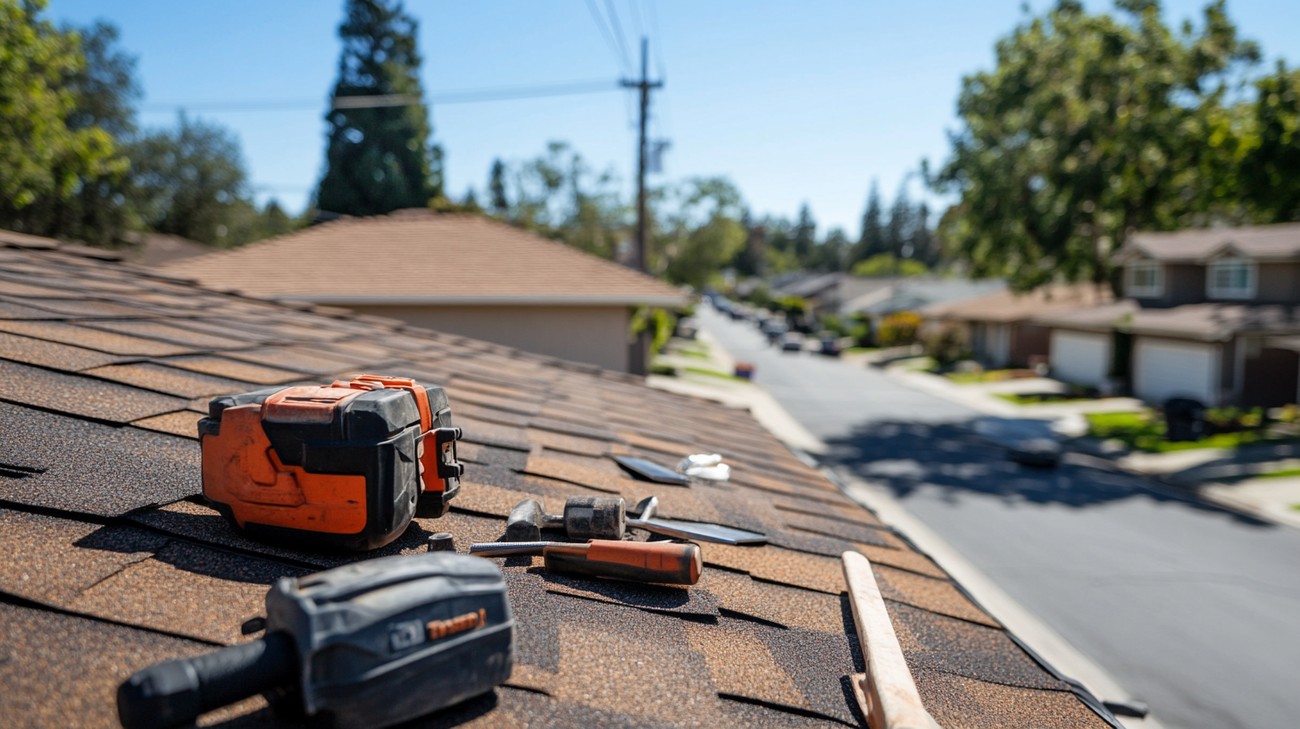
(199, 375, 462, 551)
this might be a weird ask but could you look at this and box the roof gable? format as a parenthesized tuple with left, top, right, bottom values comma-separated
(1119, 222, 1300, 264)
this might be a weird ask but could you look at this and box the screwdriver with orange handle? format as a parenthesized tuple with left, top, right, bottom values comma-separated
(469, 539, 702, 585)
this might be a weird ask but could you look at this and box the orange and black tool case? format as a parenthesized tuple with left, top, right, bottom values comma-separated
(198, 375, 463, 551)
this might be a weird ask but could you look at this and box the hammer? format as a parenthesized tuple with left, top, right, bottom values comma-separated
(504, 495, 765, 545)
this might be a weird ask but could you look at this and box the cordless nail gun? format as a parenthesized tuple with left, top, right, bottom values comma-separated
(117, 552, 514, 729)
(199, 374, 463, 551)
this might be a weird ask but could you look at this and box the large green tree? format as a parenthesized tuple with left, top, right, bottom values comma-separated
(0, 1, 129, 245)
(496, 141, 628, 259)
(1241, 63, 1300, 222)
(315, 0, 441, 216)
(933, 0, 1259, 290)
(660, 177, 747, 290)
(129, 115, 255, 246)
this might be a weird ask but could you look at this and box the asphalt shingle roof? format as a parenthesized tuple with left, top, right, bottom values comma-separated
(157, 210, 685, 307)
(1120, 222, 1300, 262)
(0, 232, 1117, 728)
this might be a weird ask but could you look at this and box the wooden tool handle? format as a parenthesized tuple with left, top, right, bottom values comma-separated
(545, 539, 701, 585)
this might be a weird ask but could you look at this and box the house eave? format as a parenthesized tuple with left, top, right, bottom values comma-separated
(277, 293, 687, 308)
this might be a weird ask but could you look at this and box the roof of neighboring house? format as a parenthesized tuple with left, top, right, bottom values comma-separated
(159, 210, 685, 307)
(0, 232, 1118, 729)
(1116, 222, 1300, 264)
(772, 272, 846, 300)
(126, 232, 212, 267)
(1036, 300, 1300, 341)
(924, 284, 1110, 324)
(845, 278, 1007, 317)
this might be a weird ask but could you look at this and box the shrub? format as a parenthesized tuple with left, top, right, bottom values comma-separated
(924, 324, 968, 367)
(878, 311, 923, 347)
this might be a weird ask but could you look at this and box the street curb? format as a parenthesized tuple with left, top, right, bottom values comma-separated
(884, 365, 1298, 531)
(1067, 438, 1296, 530)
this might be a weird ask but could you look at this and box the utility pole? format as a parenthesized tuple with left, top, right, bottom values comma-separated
(622, 38, 663, 273)
(621, 37, 663, 377)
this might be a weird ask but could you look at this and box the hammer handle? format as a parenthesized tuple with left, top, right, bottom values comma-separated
(117, 632, 295, 729)
(546, 540, 701, 585)
(469, 540, 702, 585)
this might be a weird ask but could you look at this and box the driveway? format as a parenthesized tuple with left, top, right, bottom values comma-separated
(700, 305, 1300, 729)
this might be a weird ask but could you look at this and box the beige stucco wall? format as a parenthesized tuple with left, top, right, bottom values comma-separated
(345, 303, 633, 372)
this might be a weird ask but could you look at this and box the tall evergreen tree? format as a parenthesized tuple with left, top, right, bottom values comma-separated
(315, 0, 440, 216)
(487, 158, 509, 215)
(792, 203, 816, 261)
(886, 184, 914, 261)
(854, 181, 885, 263)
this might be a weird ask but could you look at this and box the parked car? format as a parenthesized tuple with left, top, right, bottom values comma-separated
(1005, 437, 1062, 468)
(816, 332, 843, 357)
(762, 320, 788, 344)
(780, 332, 805, 352)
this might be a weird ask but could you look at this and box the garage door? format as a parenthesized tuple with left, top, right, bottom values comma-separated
(1050, 331, 1110, 387)
(1133, 339, 1219, 405)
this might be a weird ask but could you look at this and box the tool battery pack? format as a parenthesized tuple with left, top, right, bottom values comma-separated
(199, 375, 462, 551)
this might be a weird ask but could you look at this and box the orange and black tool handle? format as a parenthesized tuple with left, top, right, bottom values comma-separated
(469, 539, 702, 585)
(117, 632, 295, 729)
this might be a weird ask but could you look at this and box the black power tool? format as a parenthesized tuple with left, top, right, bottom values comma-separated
(117, 553, 513, 729)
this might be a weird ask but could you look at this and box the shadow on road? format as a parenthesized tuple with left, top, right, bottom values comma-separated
(821, 418, 1275, 527)
(1167, 440, 1300, 485)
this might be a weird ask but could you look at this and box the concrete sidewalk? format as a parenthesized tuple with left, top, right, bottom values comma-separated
(887, 365, 1300, 530)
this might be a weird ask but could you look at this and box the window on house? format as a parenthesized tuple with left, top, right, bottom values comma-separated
(1207, 258, 1255, 299)
(1126, 262, 1163, 297)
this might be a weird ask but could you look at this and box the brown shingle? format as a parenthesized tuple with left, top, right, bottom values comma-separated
(81, 318, 250, 349)
(83, 362, 251, 398)
(130, 410, 202, 438)
(0, 319, 192, 356)
(68, 540, 306, 645)
(0, 602, 233, 729)
(0, 402, 199, 516)
(0, 359, 189, 422)
(156, 353, 308, 384)
(160, 212, 684, 305)
(0, 331, 125, 371)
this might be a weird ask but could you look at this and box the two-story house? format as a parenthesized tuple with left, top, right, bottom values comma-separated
(1036, 223, 1300, 407)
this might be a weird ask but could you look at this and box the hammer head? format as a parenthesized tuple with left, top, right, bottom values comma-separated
(504, 498, 544, 542)
(563, 496, 625, 540)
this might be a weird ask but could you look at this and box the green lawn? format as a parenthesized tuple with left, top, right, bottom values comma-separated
(674, 347, 710, 360)
(1084, 411, 1291, 453)
(944, 369, 1015, 384)
(995, 392, 1091, 405)
(681, 365, 750, 382)
(1258, 467, 1300, 479)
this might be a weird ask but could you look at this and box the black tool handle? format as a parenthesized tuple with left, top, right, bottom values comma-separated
(117, 632, 296, 729)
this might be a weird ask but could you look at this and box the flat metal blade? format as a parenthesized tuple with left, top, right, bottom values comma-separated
(627, 517, 766, 545)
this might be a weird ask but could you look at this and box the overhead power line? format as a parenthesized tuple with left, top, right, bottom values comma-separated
(603, 0, 633, 70)
(584, 0, 630, 72)
(140, 79, 618, 114)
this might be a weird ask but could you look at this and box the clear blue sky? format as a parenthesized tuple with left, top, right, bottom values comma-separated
(48, 0, 1300, 238)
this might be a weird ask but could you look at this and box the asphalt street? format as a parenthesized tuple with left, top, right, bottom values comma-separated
(699, 305, 1300, 729)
